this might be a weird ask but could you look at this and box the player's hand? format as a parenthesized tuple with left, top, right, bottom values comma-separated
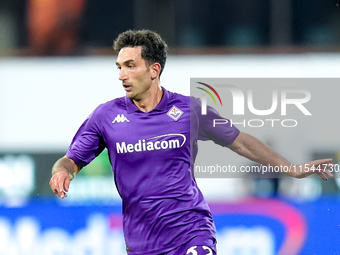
(49, 169, 71, 199)
(292, 158, 334, 180)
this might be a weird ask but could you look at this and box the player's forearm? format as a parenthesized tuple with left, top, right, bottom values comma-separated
(51, 156, 81, 180)
(229, 132, 291, 171)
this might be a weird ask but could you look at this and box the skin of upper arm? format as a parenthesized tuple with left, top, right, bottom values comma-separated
(227, 132, 247, 154)
(227, 132, 273, 162)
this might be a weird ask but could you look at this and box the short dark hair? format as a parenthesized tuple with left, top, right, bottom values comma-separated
(113, 30, 168, 76)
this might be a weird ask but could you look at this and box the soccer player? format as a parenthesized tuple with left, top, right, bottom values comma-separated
(49, 30, 333, 255)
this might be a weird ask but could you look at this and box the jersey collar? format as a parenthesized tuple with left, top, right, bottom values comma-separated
(125, 87, 169, 113)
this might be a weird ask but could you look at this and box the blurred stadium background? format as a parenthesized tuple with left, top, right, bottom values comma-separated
(1, 1, 340, 254)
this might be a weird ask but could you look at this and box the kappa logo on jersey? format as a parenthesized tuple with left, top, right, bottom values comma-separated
(167, 105, 183, 121)
(112, 114, 130, 123)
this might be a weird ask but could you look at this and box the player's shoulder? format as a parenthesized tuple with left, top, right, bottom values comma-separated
(166, 89, 202, 111)
(89, 96, 126, 118)
(99, 96, 125, 110)
(167, 90, 191, 105)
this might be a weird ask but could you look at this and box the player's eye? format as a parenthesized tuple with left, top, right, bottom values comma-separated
(128, 65, 134, 69)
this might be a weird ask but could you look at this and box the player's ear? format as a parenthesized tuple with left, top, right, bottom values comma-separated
(150, 63, 161, 80)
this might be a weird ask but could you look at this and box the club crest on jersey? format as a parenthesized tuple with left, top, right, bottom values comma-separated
(167, 105, 183, 121)
(112, 114, 130, 123)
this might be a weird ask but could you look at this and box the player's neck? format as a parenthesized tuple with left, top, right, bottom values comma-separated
(133, 85, 163, 113)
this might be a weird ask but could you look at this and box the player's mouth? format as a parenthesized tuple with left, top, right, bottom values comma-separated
(123, 84, 132, 92)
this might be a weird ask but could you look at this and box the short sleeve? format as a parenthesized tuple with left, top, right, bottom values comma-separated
(191, 97, 240, 147)
(66, 105, 106, 167)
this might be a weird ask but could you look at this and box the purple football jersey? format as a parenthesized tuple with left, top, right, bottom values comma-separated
(66, 87, 240, 254)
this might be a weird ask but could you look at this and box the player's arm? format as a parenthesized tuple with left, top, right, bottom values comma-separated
(228, 132, 334, 180)
(49, 156, 82, 199)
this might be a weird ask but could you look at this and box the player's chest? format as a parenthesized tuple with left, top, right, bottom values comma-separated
(102, 110, 190, 147)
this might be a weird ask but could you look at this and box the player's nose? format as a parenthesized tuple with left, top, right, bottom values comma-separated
(118, 69, 127, 81)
